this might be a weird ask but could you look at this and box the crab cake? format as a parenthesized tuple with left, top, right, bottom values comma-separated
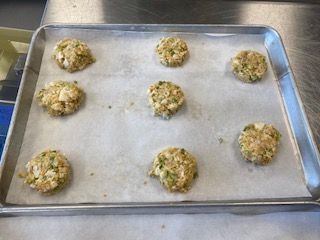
(52, 38, 95, 72)
(155, 37, 188, 67)
(231, 50, 268, 83)
(149, 147, 197, 192)
(148, 81, 185, 119)
(23, 150, 71, 194)
(36, 80, 84, 116)
(238, 122, 281, 165)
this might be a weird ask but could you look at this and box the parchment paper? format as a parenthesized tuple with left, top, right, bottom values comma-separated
(6, 28, 311, 204)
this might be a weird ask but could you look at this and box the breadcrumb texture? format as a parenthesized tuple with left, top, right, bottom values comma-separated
(155, 37, 188, 67)
(149, 147, 197, 192)
(24, 150, 71, 194)
(36, 80, 84, 116)
(148, 81, 185, 119)
(238, 122, 281, 165)
(52, 38, 95, 72)
(231, 50, 268, 83)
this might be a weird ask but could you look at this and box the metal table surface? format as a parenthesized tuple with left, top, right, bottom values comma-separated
(0, 0, 46, 30)
(42, 0, 320, 148)
(0, 1, 319, 239)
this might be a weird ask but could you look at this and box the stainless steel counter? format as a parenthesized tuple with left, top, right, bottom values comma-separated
(42, 0, 320, 147)
(0, 1, 318, 239)
(0, 0, 46, 30)
(0, 212, 319, 240)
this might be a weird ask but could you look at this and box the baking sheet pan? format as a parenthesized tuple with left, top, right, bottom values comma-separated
(0, 24, 319, 215)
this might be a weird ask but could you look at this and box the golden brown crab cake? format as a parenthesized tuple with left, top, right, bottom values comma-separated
(23, 150, 71, 194)
(149, 147, 197, 192)
(155, 37, 188, 67)
(36, 80, 84, 116)
(52, 38, 95, 72)
(148, 81, 185, 119)
(238, 122, 281, 165)
(231, 50, 268, 83)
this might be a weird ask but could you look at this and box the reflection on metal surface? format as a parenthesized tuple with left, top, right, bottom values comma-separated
(45, 0, 106, 23)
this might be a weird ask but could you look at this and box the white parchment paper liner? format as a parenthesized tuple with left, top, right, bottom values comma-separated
(6, 28, 310, 204)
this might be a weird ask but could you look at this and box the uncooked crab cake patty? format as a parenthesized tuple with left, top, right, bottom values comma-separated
(231, 50, 268, 83)
(149, 147, 197, 192)
(52, 38, 95, 72)
(238, 122, 281, 165)
(24, 150, 71, 194)
(155, 37, 188, 67)
(36, 80, 84, 116)
(148, 81, 185, 119)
